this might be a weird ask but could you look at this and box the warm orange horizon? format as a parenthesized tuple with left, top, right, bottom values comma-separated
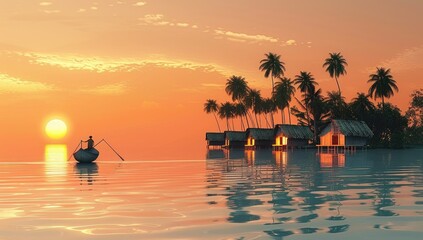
(0, 1, 422, 161)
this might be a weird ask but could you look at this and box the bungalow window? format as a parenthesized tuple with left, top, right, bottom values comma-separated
(332, 134, 339, 145)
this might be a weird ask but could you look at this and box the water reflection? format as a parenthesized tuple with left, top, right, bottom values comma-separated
(318, 153, 345, 168)
(74, 163, 99, 187)
(205, 149, 423, 237)
(44, 144, 68, 181)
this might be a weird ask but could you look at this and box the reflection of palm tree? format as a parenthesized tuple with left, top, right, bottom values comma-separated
(368, 67, 399, 110)
(323, 52, 348, 95)
(350, 92, 375, 121)
(259, 52, 286, 93)
(204, 99, 221, 132)
(274, 77, 296, 124)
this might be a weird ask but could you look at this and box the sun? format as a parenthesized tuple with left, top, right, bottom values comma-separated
(45, 119, 68, 139)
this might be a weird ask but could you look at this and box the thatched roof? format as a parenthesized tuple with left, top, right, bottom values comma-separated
(320, 120, 374, 138)
(275, 124, 313, 140)
(246, 128, 274, 140)
(224, 131, 246, 141)
(205, 132, 224, 141)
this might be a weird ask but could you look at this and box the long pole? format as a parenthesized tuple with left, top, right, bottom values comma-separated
(95, 139, 125, 161)
(68, 141, 82, 161)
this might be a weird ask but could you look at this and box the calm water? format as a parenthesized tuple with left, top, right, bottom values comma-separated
(0, 147, 422, 240)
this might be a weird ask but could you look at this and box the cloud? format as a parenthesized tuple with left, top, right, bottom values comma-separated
(376, 46, 423, 72)
(285, 40, 297, 46)
(133, 2, 146, 7)
(39, 2, 52, 6)
(214, 29, 278, 43)
(0, 73, 53, 94)
(139, 14, 170, 26)
(80, 83, 127, 95)
(43, 10, 60, 14)
(16, 52, 233, 75)
(139, 14, 191, 28)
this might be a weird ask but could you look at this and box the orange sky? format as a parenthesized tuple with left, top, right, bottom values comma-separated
(0, 0, 422, 161)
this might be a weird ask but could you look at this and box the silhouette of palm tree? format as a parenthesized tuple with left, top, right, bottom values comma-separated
(274, 77, 296, 124)
(326, 91, 348, 119)
(294, 71, 318, 126)
(350, 92, 375, 121)
(323, 52, 347, 95)
(204, 99, 221, 132)
(245, 89, 263, 128)
(259, 52, 286, 93)
(368, 67, 399, 109)
(225, 75, 250, 128)
(225, 75, 250, 101)
(218, 102, 235, 131)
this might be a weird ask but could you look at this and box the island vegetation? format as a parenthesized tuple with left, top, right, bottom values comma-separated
(204, 52, 423, 148)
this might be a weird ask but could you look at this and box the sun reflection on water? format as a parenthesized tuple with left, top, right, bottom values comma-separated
(44, 144, 68, 180)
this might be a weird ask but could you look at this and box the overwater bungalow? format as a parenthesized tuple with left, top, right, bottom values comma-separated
(245, 128, 274, 150)
(318, 119, 374, 152)
(273, 124, 313, 150)
(224, 131, 247, 148)
(205, 132, 225, 149)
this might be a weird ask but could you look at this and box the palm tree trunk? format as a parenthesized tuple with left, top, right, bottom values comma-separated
(288, 103, 292, 124)
(264, 114, 271, 128)
(312, 109, 318, 144)
(213, 113, 221, 132)
(382, 96, 385, 111)
(231, 118, 235, 131)
(255, 113, 259, 128)
(270, 112, 275, 128)
(240, 117, 245, 131)
(280, 108, 283, 124)
(335, 76, 341, 95)
(226, 117, 229, 131)
(244, 114, 250, 128)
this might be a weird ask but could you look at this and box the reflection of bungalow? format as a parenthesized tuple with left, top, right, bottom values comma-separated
(273, 124, 313, 150)
(245, 128, 274, 149)
(318, 120, 373, 151)
(319, 153, 345, 168)
(205, 132, 225, 148)
(224, 131, 246, 148)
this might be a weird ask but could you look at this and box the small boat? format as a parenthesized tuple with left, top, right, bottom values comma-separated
(73, 148, 100, 163)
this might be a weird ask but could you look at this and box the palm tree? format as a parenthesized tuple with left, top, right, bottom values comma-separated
(245, 88, 262, 127)
(326, 91, 348, 119)
(234, 103, 247, 130)
(294, 71, 318, 126)
(225, 75, 250, 127)
(218, 102, 235, 130)
(204, 99, 221, 132)
(350, 92, 375, 121)
(262, 98, 277, 128)
(274, 77, 296, 124)
(259, 52, 286, 93)
(368, 67, 399, 109)
(225, 75, 250, 101)
(323, 52, 347, 95)
(294, 71, 318, 95)
(292, 88, 330, 143)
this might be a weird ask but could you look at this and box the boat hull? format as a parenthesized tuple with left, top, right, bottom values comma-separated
(74, 148, 100, 163)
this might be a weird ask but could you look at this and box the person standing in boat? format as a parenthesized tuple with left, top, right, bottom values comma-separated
(84, 136, 94, 150)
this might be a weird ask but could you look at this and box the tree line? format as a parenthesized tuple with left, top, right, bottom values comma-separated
(204, 52, 423, 148)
